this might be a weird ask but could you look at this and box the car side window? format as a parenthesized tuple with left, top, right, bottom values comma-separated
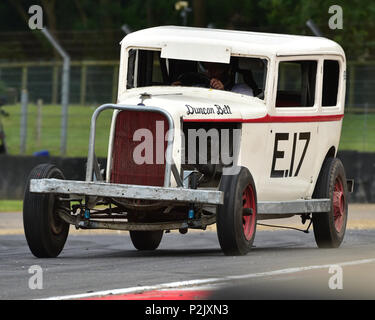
(322, 60, 340, 107)
(276, 60, 317, 108)
(127, 49, 137, 89)
(127, 49, 166, 89)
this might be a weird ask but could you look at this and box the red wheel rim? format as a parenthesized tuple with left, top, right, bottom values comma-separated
(333, 177, 345, 233)
(242, 184, 256, 241)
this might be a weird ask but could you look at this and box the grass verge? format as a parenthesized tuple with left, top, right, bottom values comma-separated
(0, 200, 23, 212)
(1, 104, 113, 157)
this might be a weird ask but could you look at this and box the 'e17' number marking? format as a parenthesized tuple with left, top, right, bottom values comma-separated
(271, 132, 311, 178)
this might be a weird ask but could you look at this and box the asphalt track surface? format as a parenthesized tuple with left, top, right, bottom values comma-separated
(1, 222, 375, 300)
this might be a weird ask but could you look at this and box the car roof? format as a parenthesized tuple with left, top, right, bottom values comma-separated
(120, 26, 345, 59)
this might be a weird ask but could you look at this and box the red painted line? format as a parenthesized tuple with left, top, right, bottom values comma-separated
(83, 290, 211, 301)
(183, 114, 344, 123)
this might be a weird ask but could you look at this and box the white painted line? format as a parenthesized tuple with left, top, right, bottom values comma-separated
(41, 279, 222, 300)
(41, 257, 375, 300)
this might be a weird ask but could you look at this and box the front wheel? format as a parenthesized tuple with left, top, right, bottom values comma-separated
(312, 157, 348, 248)
(216, 167, 257, 256)
(23, 164, 70, 258)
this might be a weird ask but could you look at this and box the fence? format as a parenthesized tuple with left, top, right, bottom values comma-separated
(1, 60, 375, 107)
(0, 60, 119, 105)
(0, 60, 374, 157)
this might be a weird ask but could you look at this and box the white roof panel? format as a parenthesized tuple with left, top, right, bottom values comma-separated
(121, 26, 345, 59)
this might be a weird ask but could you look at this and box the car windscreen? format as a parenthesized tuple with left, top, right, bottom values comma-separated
(126, 49, 267, 99)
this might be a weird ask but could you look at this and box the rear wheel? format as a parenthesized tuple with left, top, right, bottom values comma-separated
(23, 164, 70, 258)
(129, 230, 163, 251)
(312, 157, 348, 248)
(217, 167, 257, 256)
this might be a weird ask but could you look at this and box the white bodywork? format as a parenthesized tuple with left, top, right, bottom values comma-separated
(107, 26, 346, 202)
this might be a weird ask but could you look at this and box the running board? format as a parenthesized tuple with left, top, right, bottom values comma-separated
(258, 199, 331, 215)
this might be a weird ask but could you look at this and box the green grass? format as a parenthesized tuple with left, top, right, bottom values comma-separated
(1, 104, 374, 157)
(339, 113, 375, 152)
(0, 200, 23, 212)
(1, 104, 113, 157)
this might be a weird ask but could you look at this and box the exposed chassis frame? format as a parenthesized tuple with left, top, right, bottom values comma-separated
(30, 179, 331, 231)
(29, 103, 333, 232)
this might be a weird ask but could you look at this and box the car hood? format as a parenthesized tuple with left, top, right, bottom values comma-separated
(117, 86, 267, 122)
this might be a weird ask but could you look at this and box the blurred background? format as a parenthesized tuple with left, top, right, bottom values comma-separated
(0, 0, 374, 202)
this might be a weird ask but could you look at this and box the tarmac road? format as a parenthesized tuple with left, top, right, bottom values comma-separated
(1, 230, 375, 299)
(0, 205, 374, 300)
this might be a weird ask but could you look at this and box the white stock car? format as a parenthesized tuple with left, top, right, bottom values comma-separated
(24, 26, 353, 257)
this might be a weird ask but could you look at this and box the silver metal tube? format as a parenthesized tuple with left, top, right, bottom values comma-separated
(60, 58, 70, 155)
(85, 104, 175, 188)
(306, 19, 323, 37)
(41, 28, 70, 60)
(20, 89, 28, 154)
(41, 28, 70, 156)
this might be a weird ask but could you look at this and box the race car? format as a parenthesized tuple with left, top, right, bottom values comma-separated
(24, 26, 352, 257)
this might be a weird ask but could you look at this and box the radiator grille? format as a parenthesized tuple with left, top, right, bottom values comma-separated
(110, 110, 168, 186)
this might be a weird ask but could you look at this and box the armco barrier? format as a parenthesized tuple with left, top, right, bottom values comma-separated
(337, 151, 375, 203)
(0, 152, 374, 202)
(0, 155, 106, 200)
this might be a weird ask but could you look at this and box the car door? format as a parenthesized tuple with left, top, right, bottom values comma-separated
(262, 57, 320, 201)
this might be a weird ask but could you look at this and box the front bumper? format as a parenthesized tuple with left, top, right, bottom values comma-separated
(30, 179, 224, 205)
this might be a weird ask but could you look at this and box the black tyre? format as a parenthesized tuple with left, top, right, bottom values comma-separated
(217, 167, 257, 256)
(23, 164, 70, 258)
(312, 157, 348, 248)
(129, 230, 163, 251)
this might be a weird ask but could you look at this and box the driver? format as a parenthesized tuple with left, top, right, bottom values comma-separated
(171, 62, 230, 90)
(203, 62, 231, 90)
(172, 62, 254, 96)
